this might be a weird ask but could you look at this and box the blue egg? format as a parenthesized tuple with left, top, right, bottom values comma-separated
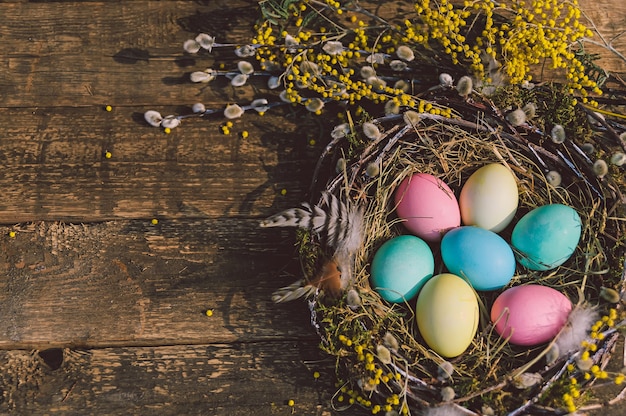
(370, 235, 434, 303)
(511, 204, 582, 271)
(441, 226, 515, 291)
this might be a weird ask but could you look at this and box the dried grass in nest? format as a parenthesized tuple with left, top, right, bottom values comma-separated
(304, 93, 626, 415)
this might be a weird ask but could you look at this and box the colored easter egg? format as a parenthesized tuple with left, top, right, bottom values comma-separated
(459, 163, 519, 232)
(441, 226, 515, 291)
(416, 273, 479, 357)
(395, 173, 461, 242)
(490, 285, 572, 346)
(511, 204, 582, 271)
(370, 235, 434, 303)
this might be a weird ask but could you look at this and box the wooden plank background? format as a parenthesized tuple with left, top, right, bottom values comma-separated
(0, 0, 624, 415)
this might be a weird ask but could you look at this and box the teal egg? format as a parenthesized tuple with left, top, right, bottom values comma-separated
(370, 235, 435, 303)
(511, 204, 582, 271)
(441, 226, 515, 291)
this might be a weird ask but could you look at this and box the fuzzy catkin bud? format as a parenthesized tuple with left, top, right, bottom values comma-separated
(267, 76, 281, 89)
(366, 163, 380, 178)
(546, 170, 562, 187)
(144, 110, 163, 127)
(383, 332, 399, 351)
(190, 70, 215, 83)
(481, 405, 496, 416)
(360, 66, 376, 79)
(394, 79, 410, 92)
(577, 358, 594, 372)
(237, 60, 254, 75)
(224, 104, 244, 119)
(522, 102, 537, 119)
(322, 40, 343, 55)
(346, 289, 361, 308)
(376, 344, 391, 364)
(600, 286, 621, 303)
(506, 108, 527, 126)
(192, 103, 206, 113)
(396, 45, 415, 62)
(362, 122, 382, 140)
(250, 98, 270, 113)
(230, 73, 249, 87)
(581, 143, 595, 155)
(456, 76, 473, 96)
(331, 123, 350, 139)
(403, 110, 421, 127)
(366, 76, 386, 90)
(234, 45, 256, 58)
(389, 60, 408, 71)
(513, 373, 542, 389)
(195, 33, 215, 51)
(550, 124, 566, 144)
(161, 116, 181, 129)
(183, 39, 201, 54)
(437, 361, 454, 380)
(593, 159, 608, 177)
(439, 73, 453, 87)
(611, 152, 626, 166)
(441, 387, 455, 402)
(384, 100, 400, 115)
(305, 98, 324, 113)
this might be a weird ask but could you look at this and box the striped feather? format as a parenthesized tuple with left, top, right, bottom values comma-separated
(264, 192, 365, 302)
(260, 192, 364, 254)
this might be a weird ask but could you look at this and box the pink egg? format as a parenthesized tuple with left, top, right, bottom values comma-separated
(394, 173, 461, 243)
(491, 285, 572, 346)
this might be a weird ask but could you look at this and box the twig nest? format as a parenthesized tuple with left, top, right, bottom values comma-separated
(265, 83, 625, 415)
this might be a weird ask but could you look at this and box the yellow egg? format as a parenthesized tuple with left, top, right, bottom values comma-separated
(415, 273, 478, 357)
(459, 163, 519, 232)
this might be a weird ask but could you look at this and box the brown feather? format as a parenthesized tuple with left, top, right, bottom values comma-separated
(308, 259, 342, 298)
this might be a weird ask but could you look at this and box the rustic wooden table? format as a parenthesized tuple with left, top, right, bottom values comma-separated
(0, 1, 624, 415)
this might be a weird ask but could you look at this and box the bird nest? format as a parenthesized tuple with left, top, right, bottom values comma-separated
(262, 82, 626, 415)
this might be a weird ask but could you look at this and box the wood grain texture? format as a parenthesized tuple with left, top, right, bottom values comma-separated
(579, 0, 626, 75)
(0, 343, 335, 415)
(0, 1, 262, 107)
(0, 106, 324, 223)
(0, 219, 316, 349)
(0, 0, 624, 415)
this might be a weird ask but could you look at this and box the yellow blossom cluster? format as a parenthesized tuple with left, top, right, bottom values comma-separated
(332, 334, 407, 414)
(563, 308, 625, 412)
(251, 3, 458, 118)
(249, 0, 601, 122)
(412, 0, 600, 103)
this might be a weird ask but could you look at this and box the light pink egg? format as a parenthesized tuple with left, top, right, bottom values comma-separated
(491, 285, 572, 346)
(395, 173, 461, 243)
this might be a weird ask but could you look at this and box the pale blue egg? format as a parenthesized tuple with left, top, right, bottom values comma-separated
(370, 235, 434, 303)
(511, 204, 582, 271)
(441, 226, 515, 291)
